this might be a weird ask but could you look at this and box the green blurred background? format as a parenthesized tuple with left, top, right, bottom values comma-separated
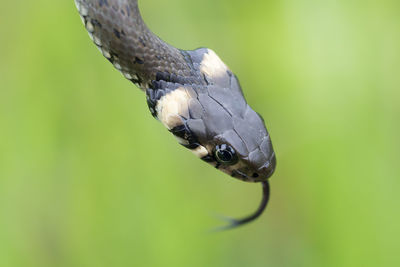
(0, 0, 399, 266)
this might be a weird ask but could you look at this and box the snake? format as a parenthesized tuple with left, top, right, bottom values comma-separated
(75, 0, 276, 230)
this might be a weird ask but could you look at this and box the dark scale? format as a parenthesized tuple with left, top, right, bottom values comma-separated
(98, 0, 109, 7)
(156, 71, 171, 83)
(170, 123, 199, 149)
(113, 28, 121, 39)
(138, 36, 146, 47)
(146, 89, 164, 118)
(129, 74, 142, 86)
(134, 56, 144, 64)
(201, 155, 215, 163)
(91, 19, 102, 28)
(105, 50, 117, 63)
(155, 71, 190, 85)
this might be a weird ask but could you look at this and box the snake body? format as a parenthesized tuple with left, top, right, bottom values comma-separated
(75, 0, 276, 229)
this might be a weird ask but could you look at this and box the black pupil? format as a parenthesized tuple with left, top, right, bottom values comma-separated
(216, 149, 233, 162)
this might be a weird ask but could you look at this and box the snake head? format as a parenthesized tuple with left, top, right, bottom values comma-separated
(148, 48, 276, 182)
(204, 107, 276, 182)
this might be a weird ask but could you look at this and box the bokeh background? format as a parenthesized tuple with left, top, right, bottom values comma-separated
(0, 0, 399, 266)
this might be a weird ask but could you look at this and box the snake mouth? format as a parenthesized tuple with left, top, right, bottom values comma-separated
(230, 155, 276, 182)
(232, 169, 262, 182)
(233, 169, 249, 179)
(258, 152, 276, 179)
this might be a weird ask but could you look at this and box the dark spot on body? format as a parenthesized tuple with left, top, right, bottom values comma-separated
(81, 16, 88, 24)
(146, 89, 164, 117)
(104, 51, 118, 63)
(170, 124, 189, 139)
(170, 123, 198, 145)
(113, 29, 121, 39)
(201, 155, 215, 163)
(111, 4, 118, 12)
(98, 0, 109, 7)
(155, 71, 188, 85)
(131, 77, 141, 85)
(156, 72, 170, 82)
(130, 74, 143, 87)
(91, 19, 102, 28)
(138, 37, 146, 47)
(134, 57, 144, 64)
(252, 173, 259, 178)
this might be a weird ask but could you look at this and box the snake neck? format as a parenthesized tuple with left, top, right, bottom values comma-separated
(76, 0, 200, 89)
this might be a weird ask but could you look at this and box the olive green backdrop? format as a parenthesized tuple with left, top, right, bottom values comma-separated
(0, 0, 399, 266)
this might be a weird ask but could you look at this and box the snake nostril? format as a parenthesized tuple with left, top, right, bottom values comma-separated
(252, 173, 259, 178)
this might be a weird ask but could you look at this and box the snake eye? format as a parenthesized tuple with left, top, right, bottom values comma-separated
(214, 144, 238, 165)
